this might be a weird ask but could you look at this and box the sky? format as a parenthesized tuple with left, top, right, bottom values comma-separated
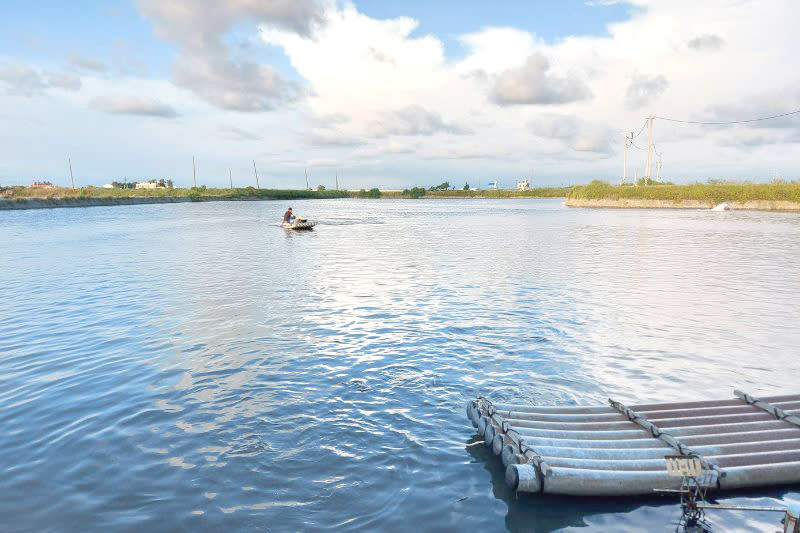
(1, 0, 798, 189)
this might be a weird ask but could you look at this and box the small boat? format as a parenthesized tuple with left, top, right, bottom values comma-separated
(281, 216, 317, 230)
(711, 202, 731, 211)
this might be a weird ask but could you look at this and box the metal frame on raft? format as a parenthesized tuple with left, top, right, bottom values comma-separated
(466, 390, 800, 497)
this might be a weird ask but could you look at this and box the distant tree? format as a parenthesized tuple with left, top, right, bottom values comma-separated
(429, 181, 449, 191)
(463, 182, 470, 191)
(158, 179, 166, 187)
(403, 187, 426, 198)
(166, 179, 174, 188)
(317, 185, 326, 191)
(367, 188, 381, 198)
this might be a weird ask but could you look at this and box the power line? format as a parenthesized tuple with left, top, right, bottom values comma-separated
(631, 119, 648, 139)
(654, 108, 800, 125)
(630, 140, 648, 151)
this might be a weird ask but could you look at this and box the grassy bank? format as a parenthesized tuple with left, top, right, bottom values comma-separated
(1, 184, 573, 206)
(395, 187, 572, 199)
(567, 181, 800, 204)
(1, 186, 350, 201)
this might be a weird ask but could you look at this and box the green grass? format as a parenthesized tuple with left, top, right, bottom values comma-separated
(1, 186, 351, 201)
(567, 180, 800, 204)
(382, 187, 572, 199)
(2, 185, 573, 202)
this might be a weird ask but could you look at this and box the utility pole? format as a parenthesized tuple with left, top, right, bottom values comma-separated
(621, 132, 629, 185)
(335, 172, 339, 191)
(656, 152, 663, 182)
(192, 156, 197, 188)
(304, 168, 309, 190)
(229, 169, 233, 189)
(68, 157, 75, 189)
(252, 160, 260, 189)
(644, 115, 654, 186)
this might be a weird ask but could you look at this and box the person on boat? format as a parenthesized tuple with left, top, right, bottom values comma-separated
(283, 207, 294, 223)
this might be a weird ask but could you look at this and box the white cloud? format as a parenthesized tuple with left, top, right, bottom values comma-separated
(92, 95, 180, 118)
(491, 54, 592, 106)
(68, 53, 107, 73)
(368, 105, 470, 137)
(251, 0, 800, 182)
(137, 0, 324, 111)
(688, 34, 724, 51)
(219, 124, 262, 141)
(0, 63, 82, 96)
(625, 74, 668, 109)
(4, 0, 800, 187)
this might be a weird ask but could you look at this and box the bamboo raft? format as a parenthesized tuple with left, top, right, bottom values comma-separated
(467, 390, 800, 496)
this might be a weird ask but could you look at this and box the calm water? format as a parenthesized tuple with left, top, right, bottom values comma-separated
(1, 198, 799, 532)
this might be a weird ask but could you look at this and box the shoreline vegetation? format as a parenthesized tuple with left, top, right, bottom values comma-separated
(2, 181, 800, 211)
(565, 180, 800, 211)
(0, 185, 571, 210)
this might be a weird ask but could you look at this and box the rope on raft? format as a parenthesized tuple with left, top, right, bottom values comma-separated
(608, 397, 722, 487)
(735, 390, 800, 428)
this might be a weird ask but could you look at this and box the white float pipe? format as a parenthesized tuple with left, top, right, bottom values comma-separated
(491, 410, 627, 423)
(492, 403, 616, 415)
(692, 439, 800, 457)
(506, 464, 701, 496)
(541, 456, 668, 471)
(720, 461, 800, 489)
(681, 429, 800, 446)
(665, 420, 790, 437)
(501, 444, 521, 467)
(711, 450, 800, 468)
(511, 435, 672, 449)
(651, 412, 772, 428)
(520, 445, 672, 460)
(504, 426, 651, 440)
(499, 418, 640, 431)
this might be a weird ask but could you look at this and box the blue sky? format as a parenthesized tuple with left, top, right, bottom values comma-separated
(1, 1, 798, 188)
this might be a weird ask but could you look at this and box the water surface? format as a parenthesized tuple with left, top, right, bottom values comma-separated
(1, 199, 799, 532)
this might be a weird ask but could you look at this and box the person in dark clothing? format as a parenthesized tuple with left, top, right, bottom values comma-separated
(283, 207, 293, 223)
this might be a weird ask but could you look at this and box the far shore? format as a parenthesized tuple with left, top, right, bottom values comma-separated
(0, 186, 570, 210)
(565, 197, 800, 211)
(4, 182, 800, 212)
(565, 181, 800, 212)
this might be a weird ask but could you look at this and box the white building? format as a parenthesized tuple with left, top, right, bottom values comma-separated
(516, 180, 530, 191)
(135, 182, 162, 189)
(102, 183, 114, 189)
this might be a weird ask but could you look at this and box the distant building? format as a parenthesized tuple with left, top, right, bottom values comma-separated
(486, 180, 498, 189)
(102, 183, 114, 189)
(135, 182, 164, 189)
(31, 181, 55, 189)
(516, 180, 530, 191)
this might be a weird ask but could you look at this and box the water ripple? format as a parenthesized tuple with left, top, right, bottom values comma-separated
(1, 199, 799, 531)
